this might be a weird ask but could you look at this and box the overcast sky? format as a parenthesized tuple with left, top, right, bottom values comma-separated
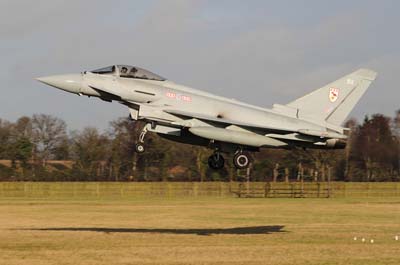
(1, 0, 399, 130)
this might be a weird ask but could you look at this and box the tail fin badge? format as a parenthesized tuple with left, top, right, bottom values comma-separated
(329, 87, 340, 103)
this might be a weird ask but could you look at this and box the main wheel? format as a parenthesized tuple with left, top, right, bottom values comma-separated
(208, 153, 225, 170)
(135, 143, 145, 153)
(233, 152, 250, 169)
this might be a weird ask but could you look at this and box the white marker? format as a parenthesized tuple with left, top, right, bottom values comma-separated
(395, 235, 399, 241)
(361, 238, 366, 242)
(370, 239, 374, 244)
(353, 236, 357, 241)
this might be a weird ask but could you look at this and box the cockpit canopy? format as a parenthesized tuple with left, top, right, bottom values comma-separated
(90, 65, 166, 81)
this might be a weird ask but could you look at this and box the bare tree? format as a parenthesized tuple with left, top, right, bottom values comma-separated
(109, 118, 141, 181)
(31, 114, 67, 165)
(71, 127, 109, 180)
(13, 117, 33, 138)
(196, 148, 208, 182)
(393, 110, 400, 176)
(350, 114, 398, 181)
(0, 119, 12, 159)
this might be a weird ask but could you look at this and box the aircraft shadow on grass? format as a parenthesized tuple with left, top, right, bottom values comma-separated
(25, 225, 286, 236)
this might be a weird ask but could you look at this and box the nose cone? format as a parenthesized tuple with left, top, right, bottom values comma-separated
(36, 74, 82, 94)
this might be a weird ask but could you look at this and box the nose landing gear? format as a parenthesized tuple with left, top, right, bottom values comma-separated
(135, 126, 148, 153)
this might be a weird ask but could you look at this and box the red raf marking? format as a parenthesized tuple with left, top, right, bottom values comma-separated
(166, 92, 176, 98)
(166, 92, 192, 102)
(181, 95, 192, 102)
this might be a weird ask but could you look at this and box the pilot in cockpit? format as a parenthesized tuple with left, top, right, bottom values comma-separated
(121, 67, 128, 74)
(129, 67, 138, 77)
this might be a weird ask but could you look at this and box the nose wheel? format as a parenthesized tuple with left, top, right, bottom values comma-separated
(233, 152, 251, 169)
(208, 153, 225, 170)
(135, 143, 145, 153)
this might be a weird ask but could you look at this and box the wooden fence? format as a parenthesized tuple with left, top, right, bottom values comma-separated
(0, 182, 399, 199)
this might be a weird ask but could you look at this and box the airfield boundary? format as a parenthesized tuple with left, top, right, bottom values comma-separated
(0, 182, 399, 199)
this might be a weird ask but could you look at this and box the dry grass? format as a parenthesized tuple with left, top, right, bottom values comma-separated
(0, 196, 400, 265)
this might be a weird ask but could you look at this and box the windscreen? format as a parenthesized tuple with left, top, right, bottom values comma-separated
(91, 66, 116, 74)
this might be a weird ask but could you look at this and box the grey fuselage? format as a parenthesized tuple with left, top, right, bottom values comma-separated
(38, 65, 374, 153)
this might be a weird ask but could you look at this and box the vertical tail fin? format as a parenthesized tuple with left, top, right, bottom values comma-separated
(286, 69, 377, 126)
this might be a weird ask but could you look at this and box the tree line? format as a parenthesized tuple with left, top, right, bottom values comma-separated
(0, 111, 399, 182)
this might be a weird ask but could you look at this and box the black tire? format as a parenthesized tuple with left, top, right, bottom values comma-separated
(135, 143, 145, 153)
(233, 153, 250, 169)
(208, 154, 225, 170)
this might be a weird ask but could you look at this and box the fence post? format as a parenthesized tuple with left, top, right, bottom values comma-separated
(291, 183, 294, 198)
(23, 182, 27, 197)
(327, 167, 331, 198)
(264, 182, 270, 198)
(273, 163, 279, 182)
(246, 165, 251, 197)
(397, 183, 400, 197)
(285, 168, 289, 183)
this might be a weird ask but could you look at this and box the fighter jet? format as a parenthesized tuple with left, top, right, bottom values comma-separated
(36, 65, 377, 170)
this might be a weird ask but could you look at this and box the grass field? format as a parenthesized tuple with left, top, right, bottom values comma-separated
(1, 190, 400, 265)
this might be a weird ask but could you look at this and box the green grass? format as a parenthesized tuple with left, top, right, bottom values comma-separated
(0, 194, 400, 264)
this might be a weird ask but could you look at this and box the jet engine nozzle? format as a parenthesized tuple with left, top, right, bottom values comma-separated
(325, 139, 347, 149)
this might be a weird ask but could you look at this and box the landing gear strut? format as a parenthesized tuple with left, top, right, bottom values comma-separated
(233, 152, 251, 169)
(135, 126, 148, 153)
(208, 152, 225, 170)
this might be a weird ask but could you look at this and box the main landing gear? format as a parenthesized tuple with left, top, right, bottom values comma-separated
(233, 152, 251, 169)
(207, 151, 251, 170)
(208, 152, 225, 170)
